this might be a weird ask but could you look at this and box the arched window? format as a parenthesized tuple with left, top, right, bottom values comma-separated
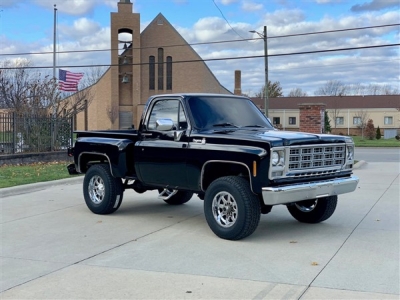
(158, 48, 164, 90)
(166, 56, 172, 90)
(149, 56, 155, 90)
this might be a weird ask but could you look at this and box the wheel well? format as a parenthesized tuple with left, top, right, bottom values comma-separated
(79, 153, 110, 173)
(202, 162, 250, 191)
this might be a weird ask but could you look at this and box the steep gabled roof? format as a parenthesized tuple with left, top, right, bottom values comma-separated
(141, 13, 231, 94)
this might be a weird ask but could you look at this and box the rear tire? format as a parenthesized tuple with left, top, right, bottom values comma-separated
(83, 164, 123, 214)
(158, 188, 193, 205)
(287, 196, 337, 223)
(204, 176, 260, 240)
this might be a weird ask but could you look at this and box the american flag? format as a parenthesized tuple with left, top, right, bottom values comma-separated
(58, 69, 84, 92)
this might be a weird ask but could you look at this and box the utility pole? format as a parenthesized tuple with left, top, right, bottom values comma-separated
(263, 26, 269, 117)
(250, 26, 269, 117)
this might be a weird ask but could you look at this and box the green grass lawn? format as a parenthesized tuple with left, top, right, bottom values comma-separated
(352, 136, 400, 147)
(0, 161, 80, 188)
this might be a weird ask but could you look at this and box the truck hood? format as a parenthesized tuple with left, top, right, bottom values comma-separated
(199, 128, 347, 147)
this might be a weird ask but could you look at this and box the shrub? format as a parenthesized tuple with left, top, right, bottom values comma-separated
(365, 119, 375, 140)
(376, 126, 382, 140)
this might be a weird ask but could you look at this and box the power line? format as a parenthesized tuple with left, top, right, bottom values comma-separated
(211, 0, 246, 40)
(1, 23, 398, 57)
(1, 43, 398, 70)
(269, 58, 400, 73)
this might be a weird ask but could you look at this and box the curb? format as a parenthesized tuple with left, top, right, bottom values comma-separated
(353, 160, 367, 169)
(0, 176, 83, 198)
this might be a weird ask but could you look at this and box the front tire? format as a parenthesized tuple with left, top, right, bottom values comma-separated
(287, 196, 337, 223)
(83, 164, 124, 214)
(204, 176, 261, 240)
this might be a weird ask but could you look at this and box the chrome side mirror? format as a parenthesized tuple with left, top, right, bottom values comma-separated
(156, 118, 174, 131)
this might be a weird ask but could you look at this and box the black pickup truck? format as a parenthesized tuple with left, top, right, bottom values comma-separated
(67, 93, 359, 240)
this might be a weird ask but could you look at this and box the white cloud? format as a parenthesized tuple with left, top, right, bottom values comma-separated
(351, 0, 400, 12)
(241, 1, 263, 12)
(0, 0, 17, 7)
(219, 0, 239, 5)
(33, 0, 97, 15)
(3, 1, 399, 96)
(58, 18, 102, 41)
(313, 0, 343, 3)
(185, 7, 400, 95)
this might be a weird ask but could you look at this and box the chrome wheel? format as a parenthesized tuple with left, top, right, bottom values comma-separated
(212, 191, 238, 228)
(295, 199, 317, 212)
(88, 175, 105, 204)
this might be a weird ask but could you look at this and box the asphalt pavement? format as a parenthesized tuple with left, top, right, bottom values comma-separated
(0, 161, 399, 299)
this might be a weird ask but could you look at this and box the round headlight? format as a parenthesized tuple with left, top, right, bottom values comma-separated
(272, 152, 280, 166)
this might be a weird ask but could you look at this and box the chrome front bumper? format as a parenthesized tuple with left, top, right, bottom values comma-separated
(261, 176, 359, 205)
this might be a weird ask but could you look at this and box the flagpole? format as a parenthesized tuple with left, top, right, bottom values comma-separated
(52, 4, 57, 151)
(53, 4, 57, 80)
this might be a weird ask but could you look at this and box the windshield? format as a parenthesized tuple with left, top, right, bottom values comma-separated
(187, 96, 274, 130)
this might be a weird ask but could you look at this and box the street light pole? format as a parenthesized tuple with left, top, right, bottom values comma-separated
(250, 26, 269, 117)
(263, 26, 269, 117)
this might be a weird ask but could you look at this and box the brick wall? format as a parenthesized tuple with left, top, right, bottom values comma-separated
(299, 103, 326, 134)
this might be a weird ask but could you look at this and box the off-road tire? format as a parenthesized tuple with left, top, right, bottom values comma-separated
(158, 189, 193, 205)
(204, 176, 261, 240)
(83, 164, 123, 214)
(287, 196, 338, 223)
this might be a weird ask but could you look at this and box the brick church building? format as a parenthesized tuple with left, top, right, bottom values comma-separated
(74, 0, 231, 130)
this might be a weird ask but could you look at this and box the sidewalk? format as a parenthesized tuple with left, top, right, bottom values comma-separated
(0, 161, 398, 299)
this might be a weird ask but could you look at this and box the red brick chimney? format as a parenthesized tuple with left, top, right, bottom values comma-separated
(298, 103, 326, 134)
(234, 70, 242, 95)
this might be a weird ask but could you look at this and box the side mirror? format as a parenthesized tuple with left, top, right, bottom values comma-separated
(156, 118, 174, 131)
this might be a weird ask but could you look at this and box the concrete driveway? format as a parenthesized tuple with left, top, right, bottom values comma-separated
(0, 161, 399, 299)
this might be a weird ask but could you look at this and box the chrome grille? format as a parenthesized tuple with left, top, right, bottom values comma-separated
(289, 145, 345, 172)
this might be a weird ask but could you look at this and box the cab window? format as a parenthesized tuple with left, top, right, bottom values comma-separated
(147, 100, 187, 130)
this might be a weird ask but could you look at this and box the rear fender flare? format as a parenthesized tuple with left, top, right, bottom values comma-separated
(77, 152, 115, 177)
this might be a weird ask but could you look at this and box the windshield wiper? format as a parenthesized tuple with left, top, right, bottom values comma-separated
(241, 125, 266, 128)
(212, 122, 239, 128)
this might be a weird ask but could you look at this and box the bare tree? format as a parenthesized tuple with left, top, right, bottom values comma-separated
(255, 80, 283, 98)
(0, 59, 36, 113)
(287, 88, 308, 97)
(106, 102, 119, 126)
(0, 59, 94, 117)
(314, 80, 348, 96)
(80, 66, 108, 87)
(354, 109, 369, 139)
(55, 88, 93, 118)
(345, 83, 399, 96)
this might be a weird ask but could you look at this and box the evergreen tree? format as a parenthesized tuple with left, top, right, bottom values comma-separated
(324, 110, 331, 133)
(376, 126, 382, 140)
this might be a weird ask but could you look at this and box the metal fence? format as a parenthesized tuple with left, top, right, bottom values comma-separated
(0, 112, 73, 154)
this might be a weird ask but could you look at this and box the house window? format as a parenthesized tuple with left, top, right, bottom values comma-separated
(166, 56, 172, 90)
(272, 117, 280, 125)
(353, 117, 361, 125)
(149, 56, 155, 90)
(384, 116, 393, 125)
(288, 117, 296, 125)
(158, 48, 164, 90)
(336, 117, 344, 125)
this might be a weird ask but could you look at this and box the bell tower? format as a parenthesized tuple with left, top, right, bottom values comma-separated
(110, 0, 141, 129)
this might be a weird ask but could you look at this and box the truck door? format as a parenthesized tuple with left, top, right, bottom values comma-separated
(136, 99, 189, 188)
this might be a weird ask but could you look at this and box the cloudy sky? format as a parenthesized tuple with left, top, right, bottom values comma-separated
(0, 0, 399, 96)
